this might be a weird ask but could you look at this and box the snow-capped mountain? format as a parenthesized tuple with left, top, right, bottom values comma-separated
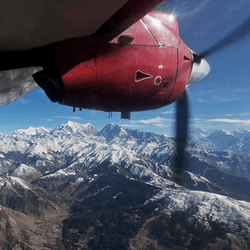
(191, 128, 250, 155)
(56, 121, 97, 135)
(11, 163, 42, 182)
(0, 121, 250, 249)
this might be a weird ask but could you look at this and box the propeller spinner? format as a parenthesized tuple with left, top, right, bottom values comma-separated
(187, 51, 210, 85)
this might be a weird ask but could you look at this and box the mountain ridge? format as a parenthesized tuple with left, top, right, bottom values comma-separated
(0, 121, 250, 249)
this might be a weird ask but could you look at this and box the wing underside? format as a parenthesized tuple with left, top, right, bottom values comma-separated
(0, 0, 129, 51)
(0, 67, 41, 105)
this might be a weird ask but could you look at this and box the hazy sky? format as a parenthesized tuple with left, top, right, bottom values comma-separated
(0, 0, 250, 135)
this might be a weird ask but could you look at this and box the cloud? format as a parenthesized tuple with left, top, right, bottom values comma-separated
(46, 119, 54, 122)
(134, 117, 170, 124)
(161, 110, 174, 115)
(127, 117, 174, 130)
(119, 116, 174, 135)
(194, 99, 206, 103)
(219, 113, 250, 118)
(193, 94, 238, 105)
(18, 98, 32, 104)
(208, 118, 250, 126)
(119, 117, 174, 130)
(212, 97, 238, 103)
(54, 116, 82, 120)
(238, 112, 250, 117)
(117, 116, 172, 131)
(154, 123, 167, 128)
(191, 118, 205, 124)
(119, 124, 147, 129)
(135, 117, 166, 124)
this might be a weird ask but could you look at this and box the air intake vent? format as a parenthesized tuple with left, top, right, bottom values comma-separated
(135, 70, 152, 82)
(184, 55, 191, 61)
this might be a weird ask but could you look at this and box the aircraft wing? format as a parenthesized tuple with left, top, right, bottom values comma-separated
(0, 67, 42, 105)
(0, 0, 164, 105)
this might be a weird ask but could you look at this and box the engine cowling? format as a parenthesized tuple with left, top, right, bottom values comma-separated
(33, 11, 192, 113)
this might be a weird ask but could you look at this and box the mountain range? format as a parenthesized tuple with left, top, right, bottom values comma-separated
(0, 121, 250, 249)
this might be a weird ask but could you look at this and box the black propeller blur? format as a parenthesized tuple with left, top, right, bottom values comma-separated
(200, 15, 250, 59)
(173, 15, 250, 178)
(175, 89, 189, 172)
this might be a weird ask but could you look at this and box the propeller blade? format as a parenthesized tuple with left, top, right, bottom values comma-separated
(199, 15, 250, 58)
(174, 89, 189, 173)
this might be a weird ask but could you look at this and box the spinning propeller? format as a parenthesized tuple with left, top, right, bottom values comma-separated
(174, 14, 250, 175)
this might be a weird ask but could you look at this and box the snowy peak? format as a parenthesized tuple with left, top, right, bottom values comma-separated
(231, 129, 250, 140)
(99, 123, 128, 140)
(11, 122, 97, 138)
(208, 129, 234, 138)
(99, 123, 166, 143)
(190, 128, 250, 154)
(3, 122, 250, 156)
(57, 121, 97, 135)
(192, 128, 250, 143)
(205, 129, 237, 152)
(11, 164, 42, 182)
(14, 127, 50, 137)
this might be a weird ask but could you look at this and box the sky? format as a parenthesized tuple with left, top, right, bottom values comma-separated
(0, 0, 250, 135)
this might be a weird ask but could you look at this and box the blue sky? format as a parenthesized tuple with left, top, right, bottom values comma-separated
(0, 0, 250, 135)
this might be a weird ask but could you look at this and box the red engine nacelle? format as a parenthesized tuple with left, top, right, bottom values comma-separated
(33, 11, 193, 118)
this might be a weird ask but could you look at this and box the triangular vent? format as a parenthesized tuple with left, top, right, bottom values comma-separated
(184, 55, 191, 61)
(136, 71, 152, 81)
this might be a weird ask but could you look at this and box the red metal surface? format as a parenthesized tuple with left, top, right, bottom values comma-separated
(110, 19, 158, 46)
(142, 12, 179, 47)
(168, 39, 192, 102)
(60, 11, 192, 112)
(149, 11, 179, 37)
(62, 59, 96, 107)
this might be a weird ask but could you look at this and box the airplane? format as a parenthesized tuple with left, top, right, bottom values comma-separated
(33, 11, 210, 118)
(0, 0, 249, 172)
